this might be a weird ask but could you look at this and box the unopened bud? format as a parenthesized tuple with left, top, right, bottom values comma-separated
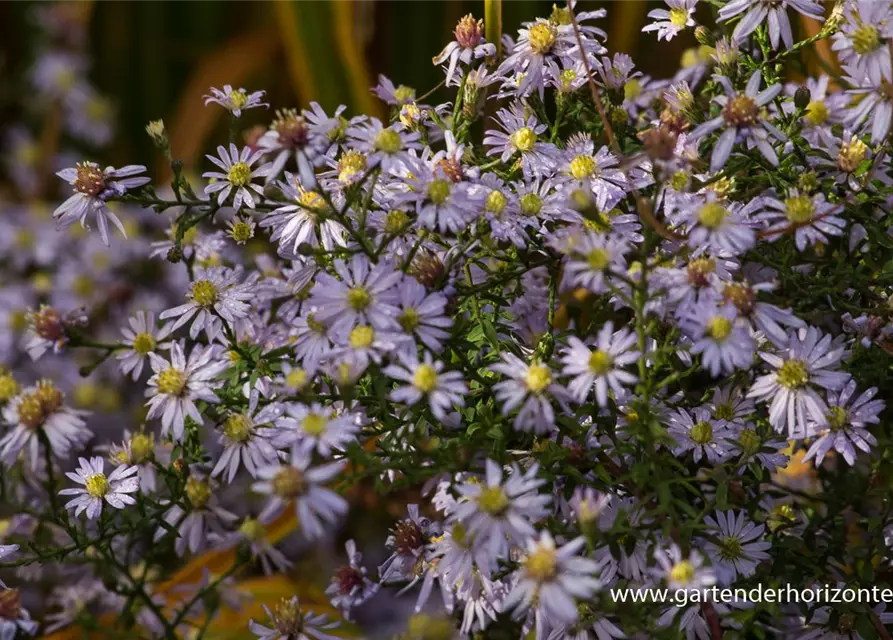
(166, 246, 183, 264)
(145, 120, 169, 150)
(694, 26, 712, 46)
(172, 459, 187, 475)
(794, 86, 811, 110)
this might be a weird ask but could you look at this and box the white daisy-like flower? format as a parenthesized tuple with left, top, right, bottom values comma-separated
(145, 342, 228, 441)
(560, 322, 640, 406)
(564, 232, 630, 294)
(653, 544, 716, 592)
(701, 510, 771, 584)
(831, 0, 893, 86)
(203, 143, 270, 209)
(748, 326, 851, 438)
(159, 266, 255, 342)
(718, 0, 823, 50)
(642, 0, 698, 41)
(384, 352, 467, 421)
(261, 177, 347, 252)
(249, 596, 340, 640)
(212, 402, 281, 483)
(752, 190, 845, 252)
(203, 84, 268, 117)
(116, 310, 173, 381)
(667, 407, 732, 464)
(491, 355, 570, 433)
(685, 196, 756, 256)
(58, 456, 139, 519)
(54, 162, 150, 245)
(681, 300, 755, 377)
(273, 403, 359, 458)
(803, 379, 883, 467)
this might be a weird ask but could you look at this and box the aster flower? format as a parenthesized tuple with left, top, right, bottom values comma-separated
(203, 144, 270, 209)
(159, 266, 255, 342)
(116, 311, 173, 381)
(845, 62, 893, 144)
(483, 106, 558, 179)
(718, 0, 823, 50)
(346, 118, 422, 173)
(155, 475, 237, 556)
(388, 278, 451, 353)
(145, 342, 228, 441)
(261, 176, 347, 252)
(653, 544, 716, 592)
(450, 460, 550, 559)
(560, 322, 639, 406)
(292, 313, 333, 369)
(326, 540, 378, 619)
(434, 14, 497, 85)
(379, 504, 442, 584)
(681, 300, 755, 377)
(702, 510, 771, 584)
(685, 196, 756, 256)
(752, 190, 845, 251)
(22, 304, 70, 360)
(54, 162, 150, 245)
(491, 355, 570, 433)
(212, 403, 281, 483)
(215, 513, 292, 576)
(0, 379, 90, 470)
(106, 430, 164, 494)
(384, 352, 467, 420)
(393, 157, 478, 233)
(309, 255, 402, 339)
(252, 450, 347, 540)
(667, 406, 732, 463)
(371, 75, 417, 105)
(832, 1, 893, 85)
(558, 134, 630, 212)
(790, 75, 849, 140)
(642, 0, 698, 41)
(0, 589, 38, 639)
(256, 109, 326, 185)
(803, 380, 883, 467)
(690, 71, 785, 172)
(564, 232, 630, 294)
(203, 84, 267, 117)
(225, 215, 256, 245)
(58, 456, 139, 519)
(504, 533, 601, 630)
(720, 280, 806, 347)
(250, 597, 340, 640)
(811, 129, 871, 191)
(748, 326, 851, 438)
(726, 423, 790, 472)
(273, 403, 359, 458)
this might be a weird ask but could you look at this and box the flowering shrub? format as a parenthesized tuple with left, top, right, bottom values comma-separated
(4, 0, 893, 638)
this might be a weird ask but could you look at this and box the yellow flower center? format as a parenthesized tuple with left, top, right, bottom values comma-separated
(413, 364, 439, 393)
(624, 79, 642, 101)
(17, 394, 45, 429)
(805, 100, 829, 125)
(713, 402, 734, 421)
(838, 137, 868, 173)
(85, 473, 110, 499)
(384, 210, 410, 234)
(375, 129, 403, 154)
(525, 364, 552, 394)
(707, 317, 733, 341)
(0, 373, 20, 403)
(511, 127, 537, 153)
(852, 24, 881, 55)
(185, 476, 212, 508)
(228, 89, 248, 109)
(130, 433, 154, 463)
(525, 547, 557, 581)
(777, 360, 809, 389)
(226, 161, 252, 187)
(477, 486, 510, 515)
(239, 517, 266, 541)
(303, 412, 328, 436)
(347, 286, 371, 311)
(570, 154, 596, 180)
(230, 220, 254, 244)
(398, 307, 421, 332)
(338, 150, 367, 183)
(190, 279, 218, 307)
(223, 413, 253, 442)
(519, 192, 542, 216)
(698, 202, 729, 229)
(157, 367, 186, 396)
(588, 350, 613, 375)
(669, 560, 695, 584)
(285, 368, 308, 390)
(586, 248, 611, 271)
(690, 421, 714, 444)
(528, 22, 557, 54)
(827, 405, 848, 431)
(132, 332, 156, 355)
(485, 190, 507, 214)
(271, 467, 306, 498)
(669, 7, 689, 27)
(784, 195, 815, 224)
(393, 85, 416, 102)
(349, 325, 375, 349)
(427, 179, 451, 205)
(560, 69, 577, 92)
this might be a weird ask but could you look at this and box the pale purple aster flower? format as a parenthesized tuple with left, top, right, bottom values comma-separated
(252, 449, 347, 540)
(642, 0, 698, 41)
(429, 521, 495, 587)
(291, 313, 333, 369)
(388, 277, 451, 353)
(491, 355, 570, 433)
(145, 342, 228, 441)
(346, 118, 422, 173)
(393, 157, 479, 233)
(155, 475, 237, 556)
(560, 322, 639, 406)
(273, 403, 359, 458)
(261, 176, 347, 252)
(681, 301, 755, 377)
(558, 134, 629, 211)
(214, 512, 292, 576)
(256, 109, 326, 185)
(0, 380, 90, 470)
(504, 533, 600, 630)
(379, 504, 442, 584)
(310, 256, 402, 339)
(54, 162, 150, 245)
(512, 178, 569, 229)
(720, 280, 806, 347)
(685, 196, 756, 256)
(496, 19, 561, 97)
(116, 311, 173, 381)
(653, 544, 716, 592)
(844, 62, 893, 144)
(371, 75, 416, 105)
(328, 325, 403, 374)
(474, 174, 528, 247)
(667, 407, 732, 463)
(702, 510, 771, 584)
(160, 266, 255, 342)
(719, 0, 823, 50)
(0, 590, 38, 638)
(803, 379, 883, 467)
(105, 430, 165, 494)
(212, 402, 281, 483)
(708, 384, 754, 428)
(326, 540, 379, 619)
(748, 326, 851, 438)
(203, 144, 270, 209)
(751, 190, 845, 251)
(433, 14, 497, 85)
(384, 351, 467, 420)
(789, 75, 849, 141)
(250, 596, 340, 640)
(811, 128, 871, 191)
(690, 71, 785, 172)
(58, 456, 139, 520)
(832, 0, 893, 85)
(725, 422, 789, 472)
(564, 232, 630, 294)
(451, 460, 550, 560)
(483, 106, 558, 179)
(203, 84, 267, 117)
(305, 102, 353, 155)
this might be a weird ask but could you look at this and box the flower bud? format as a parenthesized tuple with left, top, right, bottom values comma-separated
(145, 119, 168, 148)
(694, 26, 712, 46)
(793, 86, 811, 110)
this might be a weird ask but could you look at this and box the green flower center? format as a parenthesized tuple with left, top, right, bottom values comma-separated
(398, 307, 421, 332)
(669, 7, 689, 27)
(485, 190, 507, 214)
(272, 467, 306, 498)
(346, 287, 371, 311)
(384, 210, 410, 234)
(477, 486, 510, 515)
(698, 202, 729, 229)
(190, 279, 218, 307)
(713, 403, 734, 421)
(85, 473, 110, 499)
(230, 220, 254, 244)
(349, 325, 375, 349)
(588, 349, 613, 375)
(570, 154, 596, 180)
(707, 317, 733, 341)
(375, 129, 403, 154)
(784, 195, 815, 224)
(624, 79, 642, 101)
(239, 517, 266, 541)
(285, 368, 308, 390)
(185, 477, 212, 509)
(427, 179, 451, 205)
(393, 85, 416, 103)
(853, 24, 881, 55)
(303, 412, 329, 436)
(413, 364, 439, 393)
(226, 161, 252, 187)
(511, 126, 537, 153)
(777, 360, 809, 389)
(132, 332, 156, 355)
(223, 413, 253, 443)
(690, 421, 714, 444)
(827, 405, 848, 431)
(586, 248, 611, 271)
(157, 368, 186, 396)
(525, 364, 552, 394)
(717, 536, 743, 560)
(519, 192, 542, 216)
(738, 429, 761, 455)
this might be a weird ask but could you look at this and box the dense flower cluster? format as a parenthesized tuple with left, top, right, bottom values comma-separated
(3, 1, 893, 639)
